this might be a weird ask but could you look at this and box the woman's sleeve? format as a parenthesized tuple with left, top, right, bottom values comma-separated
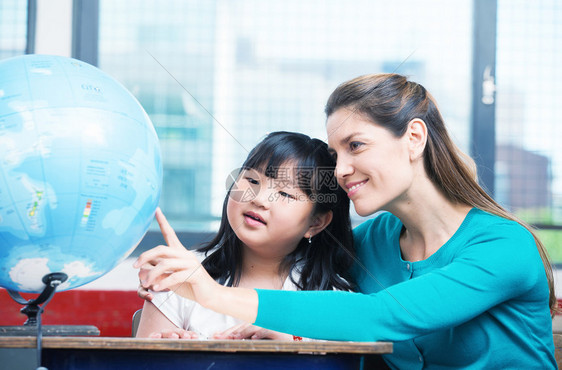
(254, 224, 544, 342)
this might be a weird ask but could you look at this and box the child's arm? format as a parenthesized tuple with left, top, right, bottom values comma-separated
(135, 299, 197, 339)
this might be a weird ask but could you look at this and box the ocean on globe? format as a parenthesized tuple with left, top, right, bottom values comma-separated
(0, 54, 162, 293)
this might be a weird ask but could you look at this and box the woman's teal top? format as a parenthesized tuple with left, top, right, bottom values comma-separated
(255, 209, 556, 369)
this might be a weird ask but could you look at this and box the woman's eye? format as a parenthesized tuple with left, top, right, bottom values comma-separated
(349, 141, 363, 151)
(245, 177, 259, 185)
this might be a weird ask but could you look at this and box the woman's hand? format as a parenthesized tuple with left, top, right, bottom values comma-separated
(212, 323, 293, 341)
(135, 208, 259, 324)
(134, 208, 219, 307)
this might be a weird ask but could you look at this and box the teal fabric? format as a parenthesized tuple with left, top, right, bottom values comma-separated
(255, 208, 556, 369)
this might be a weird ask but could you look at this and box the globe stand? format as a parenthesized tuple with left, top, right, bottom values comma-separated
(0, 273, 101, 370)
(0, 273, 100, 336)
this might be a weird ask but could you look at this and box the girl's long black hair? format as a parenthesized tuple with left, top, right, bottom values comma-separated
(197, 131, 355, 291)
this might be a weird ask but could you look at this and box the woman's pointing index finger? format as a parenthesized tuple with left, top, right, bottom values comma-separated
(155, 207, 182, 247)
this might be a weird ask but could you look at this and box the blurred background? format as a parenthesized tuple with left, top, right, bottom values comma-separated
(1, 0, 561, 262)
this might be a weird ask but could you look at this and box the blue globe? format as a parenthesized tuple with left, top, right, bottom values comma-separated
(0, 54, 162, 293)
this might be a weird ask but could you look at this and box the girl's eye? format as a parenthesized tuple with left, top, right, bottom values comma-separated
(245, 177, 259, 185)
(279, 191, 296, 200)
(349, 141, 364, 151)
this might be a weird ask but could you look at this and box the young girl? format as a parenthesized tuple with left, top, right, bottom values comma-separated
(135, 131, 354, 340)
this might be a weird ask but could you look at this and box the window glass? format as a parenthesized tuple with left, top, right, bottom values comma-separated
(98, 0, 474, 230)
(496, 0, 562, 261)
(0, 0, 28, 58)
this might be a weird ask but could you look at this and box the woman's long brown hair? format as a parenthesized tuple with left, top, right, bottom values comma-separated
(325, 73, 556, 315)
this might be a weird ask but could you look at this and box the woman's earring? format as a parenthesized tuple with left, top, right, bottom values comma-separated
(308, 235, 312, 244)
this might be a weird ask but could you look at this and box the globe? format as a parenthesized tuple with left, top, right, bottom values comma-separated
(0, 54, 162, 293)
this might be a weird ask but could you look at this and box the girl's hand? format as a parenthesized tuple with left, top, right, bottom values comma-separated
(134, 208, 219, 307)
(212, 323, 293, 341)
(148, 328, 199, 339)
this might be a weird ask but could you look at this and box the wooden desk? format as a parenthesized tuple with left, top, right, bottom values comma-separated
(0, 336, 392, 369)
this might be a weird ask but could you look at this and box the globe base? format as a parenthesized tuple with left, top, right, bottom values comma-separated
(0, 273, 100, 370)
(0, 272, 100, 337)
(6, 273, 69, 326)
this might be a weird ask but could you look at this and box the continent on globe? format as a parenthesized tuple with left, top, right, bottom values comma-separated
(0, 54, 162, 293)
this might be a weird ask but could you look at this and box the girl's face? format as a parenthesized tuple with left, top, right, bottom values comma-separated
(226, 164, 316, 259)
(326, 108, 414, 216)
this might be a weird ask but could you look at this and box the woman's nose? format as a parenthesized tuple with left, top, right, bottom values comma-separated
(335, 155, 354, 181)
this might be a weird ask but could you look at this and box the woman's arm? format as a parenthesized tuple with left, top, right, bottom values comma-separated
(253, 223, 545, 342)
(137, 209, 545, 342)
(137, 210, 545, 342)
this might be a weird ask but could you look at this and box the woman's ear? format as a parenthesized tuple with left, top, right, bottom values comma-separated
(407, 118, 428, 161)
(305, 211, 333, 239)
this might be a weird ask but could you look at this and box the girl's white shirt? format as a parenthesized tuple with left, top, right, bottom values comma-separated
(150, 250, 302, 339)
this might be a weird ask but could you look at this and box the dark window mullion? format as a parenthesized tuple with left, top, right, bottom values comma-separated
(26, 0, 37, 54)
(471, 0, 498, 197)
(72, 0, 99, 66)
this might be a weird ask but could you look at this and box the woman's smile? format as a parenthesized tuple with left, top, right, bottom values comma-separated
(345, 180, 368, 198)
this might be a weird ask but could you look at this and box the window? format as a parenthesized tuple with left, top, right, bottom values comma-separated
(0, 0, 28, 58)
(496, 0, 562, 262)
(4, 0, 561, 262)
(97, 0, 474, 231)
